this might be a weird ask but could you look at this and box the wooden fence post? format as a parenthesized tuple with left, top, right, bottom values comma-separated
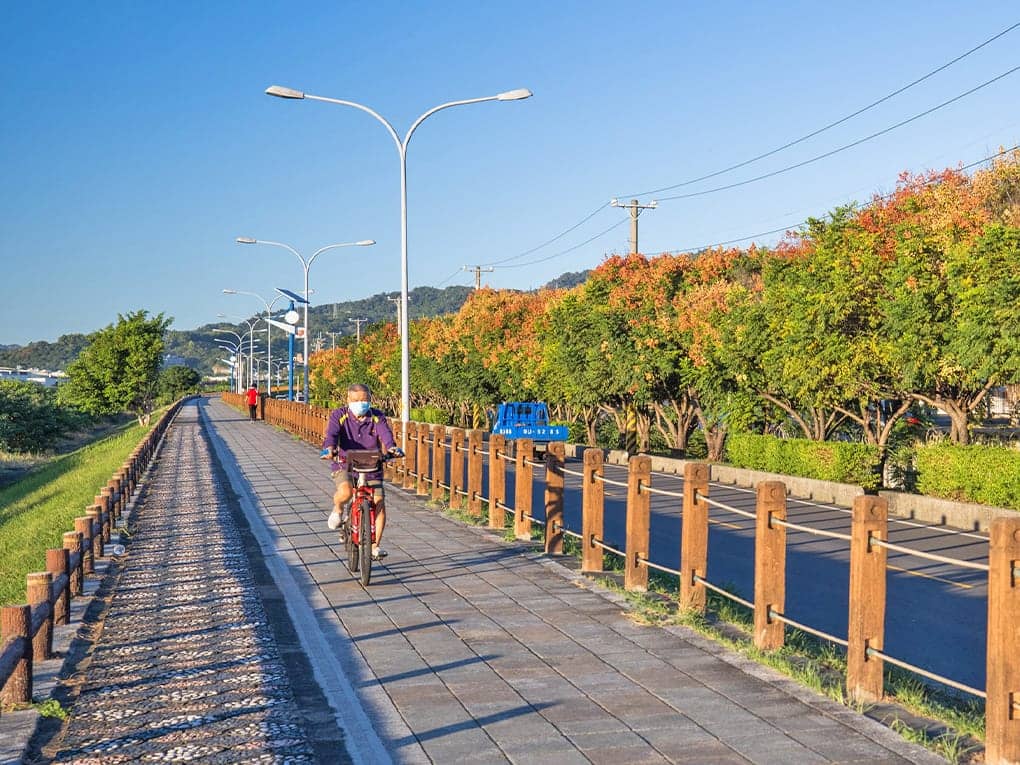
(86, 509, 103, 559)
(417, 424, 430, 496)
(488, 434, 507, 529)
(449, 428, 466, 510)
(62, 533, 82, 598)
(75, 518, 94, 574)
(581, 449, 605, 573)
(625, 455, 651, 591)
(47, 548, 71, 623)
(402, 423, 418, 491)
(0, 605, 31, 704)
(27, 572, 53, 660)
(679, 462, 710, 612)
(754, 481, 787, 650)
(467, 430, 484, 517)
(847, 495, 887, 703)
(544, 442, 565, 555)
(432, 425, 447, 502)
(514, 439, 534, 540)
(985, 517, 1020, 765)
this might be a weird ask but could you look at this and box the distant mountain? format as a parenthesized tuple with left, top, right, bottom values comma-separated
(0, 334, 90, 371)
(543, 270, 590, 290)
(4, 272, 588, 375)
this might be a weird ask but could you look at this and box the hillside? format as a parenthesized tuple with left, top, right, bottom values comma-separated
(2, 272, 589, 375)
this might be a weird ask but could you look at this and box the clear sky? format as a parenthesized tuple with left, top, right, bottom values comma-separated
(2, 1, 1017, 344)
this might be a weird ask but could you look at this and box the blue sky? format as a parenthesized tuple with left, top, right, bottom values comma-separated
(2, 1, 1017, 344)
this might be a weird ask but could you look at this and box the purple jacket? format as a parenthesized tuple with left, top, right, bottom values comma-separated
(322, 405, 396, 477)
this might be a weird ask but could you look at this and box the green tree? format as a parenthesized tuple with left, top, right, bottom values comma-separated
(157, 365, 201, 403)
(0, 380, 88, 453)
(60, 311, 172, 425)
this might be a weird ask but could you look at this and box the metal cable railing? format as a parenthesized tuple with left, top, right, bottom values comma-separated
(562, 466, 585, 478)
(767, 608, 848, 648)
(524, 458, 546, 469)
(552, 522, 583, 540)
(636, 555, 681, 577)
(455, 487, 469, 497)
(495, 500, 514, 515)
(523, 513, 545, 526)
(640, 484, 684, 499)
(591, 536, 625, 558)
(771, 517, 852, 542)
(593, 474, 629, 489)
(865, 646, 986, 699)
(699, 494, 756, 520)
(871, 538, 990, 572)
(694, 575, 754, 610)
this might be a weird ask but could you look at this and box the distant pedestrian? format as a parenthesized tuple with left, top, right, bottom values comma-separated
(245, 384, 259, 422)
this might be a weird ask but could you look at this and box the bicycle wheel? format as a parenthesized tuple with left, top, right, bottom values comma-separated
(359, 504, 373, 586)
(345, 512, 359, 574)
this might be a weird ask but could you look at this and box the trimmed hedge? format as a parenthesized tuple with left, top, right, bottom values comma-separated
(410, 406, 450, 425)
(915, 442, 1020, 510)
(725, 433, 881, 489)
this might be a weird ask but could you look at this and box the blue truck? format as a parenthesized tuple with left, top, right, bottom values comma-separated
(492, 402, 569, 444)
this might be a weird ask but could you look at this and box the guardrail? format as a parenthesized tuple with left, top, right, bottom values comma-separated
(224, 397, 1020, 764)
(0, 398, 190, 717)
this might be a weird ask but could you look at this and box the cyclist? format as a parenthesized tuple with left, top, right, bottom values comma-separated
(322, 383, 401, 560)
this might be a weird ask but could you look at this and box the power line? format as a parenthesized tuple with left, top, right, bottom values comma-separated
(478, 202, 611, 266)
(654, 65, 1020, 202)
(618, 21, 1020, 199)
(498, 218, 629, 269)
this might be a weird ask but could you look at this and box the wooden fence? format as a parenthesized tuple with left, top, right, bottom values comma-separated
(226, 395, 1020, 764)
(0, 398, 189, 716)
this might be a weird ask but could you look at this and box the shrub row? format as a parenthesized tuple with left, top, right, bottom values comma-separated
(915, 441, 1020, 510)
(724, 433, 881, 489)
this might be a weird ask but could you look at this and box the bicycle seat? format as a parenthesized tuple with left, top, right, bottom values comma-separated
(346, 449, 383, 472)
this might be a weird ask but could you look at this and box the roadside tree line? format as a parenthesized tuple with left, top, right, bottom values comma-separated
(310, 151, 1020, 465)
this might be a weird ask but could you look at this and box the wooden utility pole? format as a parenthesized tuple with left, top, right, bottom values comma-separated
(462, 265, 495, 290)
(348, 318, 369, 344)
(610, 198, 658, 254)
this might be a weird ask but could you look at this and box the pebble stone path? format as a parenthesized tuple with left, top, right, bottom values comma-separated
(42, 405, 325, 763)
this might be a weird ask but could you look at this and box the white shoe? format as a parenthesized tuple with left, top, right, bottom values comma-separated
(327, 510, 342, 530)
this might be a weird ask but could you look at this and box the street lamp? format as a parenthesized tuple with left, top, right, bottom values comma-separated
(223, 289, 286, 396)
(218, 314, 266, 389)
(265, 84, 532, 430)
(213, 329, 245, 391)
(235, 238, 374, 404)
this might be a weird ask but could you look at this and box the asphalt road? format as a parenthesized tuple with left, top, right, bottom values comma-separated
(451, 452, 990, 693)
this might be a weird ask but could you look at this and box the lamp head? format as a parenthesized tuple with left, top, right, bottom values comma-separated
(266, 85, 305, 100)
(222, 289, 237, 294)
(235, 237, 256, 245)
(355, 240, 375, 246)
(496, 88, 533, 101)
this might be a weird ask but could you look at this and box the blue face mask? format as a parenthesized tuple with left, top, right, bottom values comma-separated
(348, 401, 371, 417)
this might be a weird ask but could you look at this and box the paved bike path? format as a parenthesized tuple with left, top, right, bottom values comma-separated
(199, 397, 942, 765)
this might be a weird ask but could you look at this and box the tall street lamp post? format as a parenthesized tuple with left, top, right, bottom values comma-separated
(264, 84, 532, 432)
(223, 289, 286, 396)
(236, 238, 374, 404)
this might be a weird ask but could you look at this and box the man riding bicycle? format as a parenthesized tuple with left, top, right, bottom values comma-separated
(322, 383, 400, 560)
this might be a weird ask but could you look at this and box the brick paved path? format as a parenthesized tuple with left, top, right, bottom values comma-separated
(40, 404, 339, 764)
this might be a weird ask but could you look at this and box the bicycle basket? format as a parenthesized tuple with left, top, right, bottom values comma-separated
(346, 449, 383, 472)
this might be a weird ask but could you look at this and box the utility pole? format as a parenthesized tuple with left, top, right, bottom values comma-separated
(349, 317, 369, 344)
(610, 198, 658, 254)
(386, 296, 409, 335)
(462, 265, 495, 290)
(325, 330, 343, 349)
(313, 331, 325, 353)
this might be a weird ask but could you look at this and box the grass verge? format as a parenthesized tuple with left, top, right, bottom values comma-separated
(0, 420, 153, 605)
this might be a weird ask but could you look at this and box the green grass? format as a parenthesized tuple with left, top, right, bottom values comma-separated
(0, 421, 152, 605)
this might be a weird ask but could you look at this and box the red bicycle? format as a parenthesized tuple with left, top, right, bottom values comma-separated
(341, 449, 395, 585)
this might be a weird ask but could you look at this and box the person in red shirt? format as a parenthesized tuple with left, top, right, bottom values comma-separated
(244, 384, 259, 422)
